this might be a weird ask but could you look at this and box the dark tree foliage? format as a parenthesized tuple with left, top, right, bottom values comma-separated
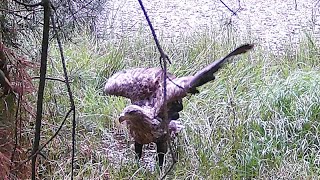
(51, 0, 107, 38)
(1, 0, 107, 49)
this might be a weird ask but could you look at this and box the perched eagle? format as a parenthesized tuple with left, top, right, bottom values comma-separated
(104, 44, 253, 168)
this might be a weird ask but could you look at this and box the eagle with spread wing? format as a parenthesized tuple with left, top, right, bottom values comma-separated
(104, 44, 253, 168)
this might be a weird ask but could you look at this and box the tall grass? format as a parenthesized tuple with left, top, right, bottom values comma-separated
(40, 29, 320, 179)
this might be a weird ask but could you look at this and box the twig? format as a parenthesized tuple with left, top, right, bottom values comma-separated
(51, 8, 77, 180)
(10, 93, 22, 172)
(31, 0, 50, 179)
(137, 0, 170, 133)
(219, 0, 237, 15)
(137, 0, 177, 178)
(137, 0, 170, 65)
(10, 108, 73, 172)
(32, 76, 69, 83)
(160, 140, 176, 180)
(13, 0, 43, 8)
(69, 0, 96, 17)
(1, 10, 53, 28)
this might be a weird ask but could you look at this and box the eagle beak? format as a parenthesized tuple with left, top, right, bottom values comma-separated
(119, 113, 127, 123)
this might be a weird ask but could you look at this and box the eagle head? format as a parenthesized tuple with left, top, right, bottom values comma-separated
(119, 105, 143, 123)
(119, 105, 155, 123)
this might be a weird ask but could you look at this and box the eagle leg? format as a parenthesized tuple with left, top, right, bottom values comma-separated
(167, 100, 183, 120)
(134, 141, 143, 162)
(156, 141, 168, 169)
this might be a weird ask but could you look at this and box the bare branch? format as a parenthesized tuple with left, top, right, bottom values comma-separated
(10, 93, 22, 170)
(160, 140, 177, 180)
(137, 0, 170, 65)
(10, 108, 73, 172)
(13, 0, 43, 8)
(138, 0, 176, 178)
(51, 8, 77, 179)
(32, 76, 69, 83)
(219, 0, 237, 15)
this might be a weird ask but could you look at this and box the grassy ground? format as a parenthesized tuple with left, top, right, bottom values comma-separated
(40, 29, 320, 179)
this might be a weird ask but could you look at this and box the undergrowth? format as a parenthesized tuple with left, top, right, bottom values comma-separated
(39, 29, 320, 179)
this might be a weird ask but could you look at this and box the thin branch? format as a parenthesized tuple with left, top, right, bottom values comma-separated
(10, 93, 22, 171)
(137, 0, 170, 64)
(70, 0, 96, 17)
(31, 0, 50, 179)
(32, 76, 69, 83)
(1, 9, 52, 27)
(137, 0, 176, 178)
(160, 140, 176, 180)
(0, 8, 40, 13)
(13, 0, 43, 8)
(137, 0, 170, 131)
(67, 0, 79, 28)
(219, 0, 237, 15)
(10, 108, 73, 172)
(51, 9, 77, 179)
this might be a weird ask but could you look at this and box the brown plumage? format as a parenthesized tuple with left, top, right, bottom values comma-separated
(104, 44, 254, 167)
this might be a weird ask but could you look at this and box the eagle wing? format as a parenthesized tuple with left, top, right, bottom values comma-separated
(165, 44, 254, 102)
(104, 67, 166, 101)
(104, 67, 178, 115)
(104, 44, 253, 117)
